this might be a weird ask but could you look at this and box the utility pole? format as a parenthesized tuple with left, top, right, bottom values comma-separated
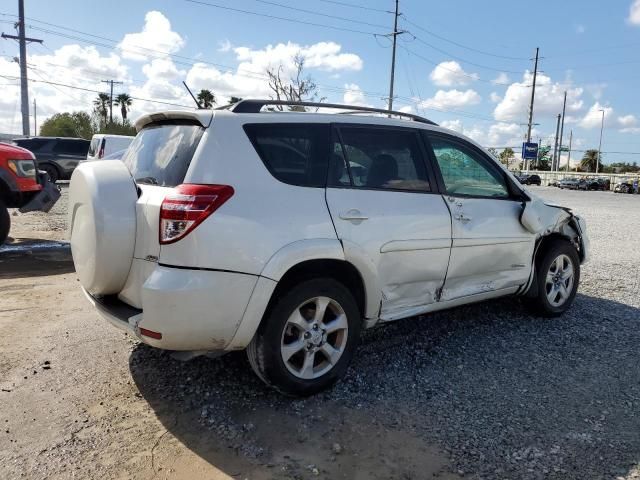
(33, 98, 36, 135)
(597, 109, 605, 174)
(526, 47, 540, 144)
(101, 79, 123, 124)
(1, 0, 43, 136)
(566, 129, 572, 173)
(558, 91, 567, 171)
(387, 0, 402, 112)
(552, 114, 561, 171)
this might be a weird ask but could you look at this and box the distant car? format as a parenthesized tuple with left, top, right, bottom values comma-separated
(12, 137, 90, 183)
(516, 174, 541, 186)
(0, 143, 60, 244)
(558, 178, 580, 190)
(585, 178, 610, 191)
(86, 134, 134, 162)
(82, 149, 126, 163)
(614, 179, 636, 194)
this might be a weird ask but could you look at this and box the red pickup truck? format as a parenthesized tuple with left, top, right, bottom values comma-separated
(0, 142, 60, 244)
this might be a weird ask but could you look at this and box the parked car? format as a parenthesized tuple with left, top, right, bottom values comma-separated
(12, 137, 90, 183)
(558, 178, 580, 189)
(68, 100, 589, 396)
(614, 178, 637, 193)
(585, 177, 611, 191)
(0, 143, 60, 244)
(86, 134, 134, 161)
(516, 174, 542, 186)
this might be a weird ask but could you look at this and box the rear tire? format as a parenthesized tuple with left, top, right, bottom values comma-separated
(40, 164, 59, 183)
(525, 239, 580, 317)
(247, 278, 362, 396)
(0, 201, 10, 245)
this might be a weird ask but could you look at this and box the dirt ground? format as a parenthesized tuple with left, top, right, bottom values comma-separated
(1, 185, 639, 480)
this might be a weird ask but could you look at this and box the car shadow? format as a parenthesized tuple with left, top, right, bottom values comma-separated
(129, 293, 640, 479)
(0, 239, 74, 279)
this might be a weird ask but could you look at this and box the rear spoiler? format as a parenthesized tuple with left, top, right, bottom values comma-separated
(134, 110, 213, 132)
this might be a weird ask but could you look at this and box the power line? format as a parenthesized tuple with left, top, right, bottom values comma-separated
(1, 73, 195, 108)
(314, 0, 391, 14)
(401, 16, 529, 61)
(243, 0, 388, 29)
(182, 0, 383, 36)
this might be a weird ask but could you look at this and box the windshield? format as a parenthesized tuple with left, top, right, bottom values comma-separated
(122, 122, 204, 187)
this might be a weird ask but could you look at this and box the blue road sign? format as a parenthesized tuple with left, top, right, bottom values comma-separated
(522, 142, 538, 160)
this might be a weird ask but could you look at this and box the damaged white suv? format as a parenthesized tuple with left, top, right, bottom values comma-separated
(69, 100, 588, 396)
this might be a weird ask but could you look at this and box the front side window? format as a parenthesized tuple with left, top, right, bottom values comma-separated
(336, 127, 430, 192)
(244, 123, 328, 187)
(429, 136, 509, 198)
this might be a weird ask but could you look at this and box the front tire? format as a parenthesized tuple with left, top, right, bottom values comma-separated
(247, 278, 362, 396)
(526, 240, 580, 317)
(0, 200, 9, 245)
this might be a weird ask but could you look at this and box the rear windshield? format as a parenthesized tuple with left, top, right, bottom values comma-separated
(122, 122, 204, 187)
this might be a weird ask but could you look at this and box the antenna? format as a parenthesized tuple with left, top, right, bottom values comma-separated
(182, 81, 202, 109)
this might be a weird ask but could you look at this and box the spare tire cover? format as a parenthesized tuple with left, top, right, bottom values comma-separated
(68, 161, 137, 295)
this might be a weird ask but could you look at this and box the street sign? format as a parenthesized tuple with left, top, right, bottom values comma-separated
(522, 142, 538, 160)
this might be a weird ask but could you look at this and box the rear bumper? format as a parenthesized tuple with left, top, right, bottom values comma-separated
(84, 265, 273, 351)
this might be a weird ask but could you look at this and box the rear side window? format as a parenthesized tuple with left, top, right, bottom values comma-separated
(53, 139, 89, 156)
(334, 126, 431, 192)
(122, 122, 204, 187)
(14, 138, 50, 152)
(243, 123, 328, 187)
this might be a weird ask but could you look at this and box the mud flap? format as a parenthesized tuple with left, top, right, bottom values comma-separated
(19, 181, 61, 213)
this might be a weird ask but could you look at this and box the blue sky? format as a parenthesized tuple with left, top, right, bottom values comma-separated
(1, 0, 639, 164)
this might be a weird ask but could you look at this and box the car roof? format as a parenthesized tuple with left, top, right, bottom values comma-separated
(13, 136, 88, 142)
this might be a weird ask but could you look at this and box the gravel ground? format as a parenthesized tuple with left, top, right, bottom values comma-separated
(1, 186, 639, 479)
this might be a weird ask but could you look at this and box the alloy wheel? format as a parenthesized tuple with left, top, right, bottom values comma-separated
(280, 296, 349, 379)
(545, 254, 575, 307)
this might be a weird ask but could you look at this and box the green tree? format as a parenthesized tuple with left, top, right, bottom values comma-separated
(99, 119, 136, 136)
(487, 147, 498, 159)
(196, 89, 216, 108)
(93, 93, 110, 125)
(40, 112, 95, 139)
(580, 149, 600, 172)
(535, 146, 551, 171)
(229, 96, 243, 104)
(114, 93, 132, 121)
(498, 147, 514, 166)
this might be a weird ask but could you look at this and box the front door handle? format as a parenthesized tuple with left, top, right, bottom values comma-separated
(339, 209, 369, 221)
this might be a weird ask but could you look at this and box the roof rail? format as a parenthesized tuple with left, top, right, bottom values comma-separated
(228, 99, 438, 126)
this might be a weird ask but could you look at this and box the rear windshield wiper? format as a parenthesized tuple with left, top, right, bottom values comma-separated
(136, 176, 159, 185)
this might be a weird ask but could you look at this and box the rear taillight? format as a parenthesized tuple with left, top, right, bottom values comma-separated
(159, 184, 234, 244)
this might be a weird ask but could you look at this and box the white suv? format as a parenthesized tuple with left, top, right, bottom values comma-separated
(68, 100, 589, 396)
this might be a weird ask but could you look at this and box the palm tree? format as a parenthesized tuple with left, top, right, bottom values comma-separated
(114, 93, 133, 121)
(93, 93, 110, 125)
(580, 149, 600, 172)
(196, 89, 216, 108)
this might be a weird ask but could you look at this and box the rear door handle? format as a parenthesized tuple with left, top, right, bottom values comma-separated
(455, 213, 472, 223)
(339, 209, 369, 221)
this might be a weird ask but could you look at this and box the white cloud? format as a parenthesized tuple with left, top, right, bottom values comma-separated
(234, 41, 362, 73)
(218, 39, 232, 53)
(343, 83, 368, 106)
(629, 0, 640, 24)
(621, 127, 640, 134)
(490, 92, 502, 103)
(429, 61, 478, 87)
(575, 24, 586, 34)
(0, 45, 131, 134)
(618, 114, 637, 127)
(397, 105, 413, 114)
(118, 11, 185, 61)
(494, 71, 584, 122)
(142, 58, 185, 81)
(420, 89, 481, 110)
(579, 102, 613, 129)
(492, 72, 510, 85)
(440, 119, 464, 133)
